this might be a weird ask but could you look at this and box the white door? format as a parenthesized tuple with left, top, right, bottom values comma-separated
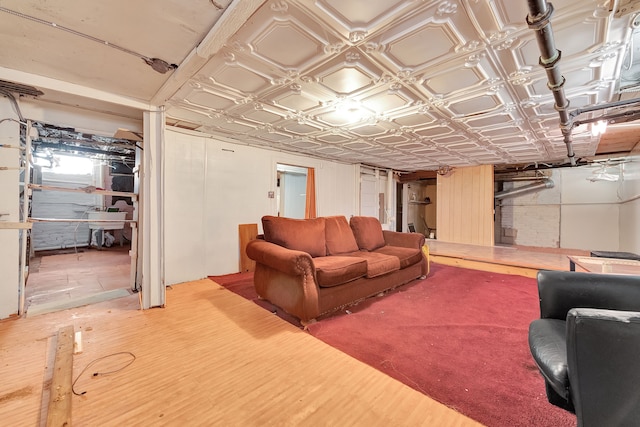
(360, 174, 378, 218)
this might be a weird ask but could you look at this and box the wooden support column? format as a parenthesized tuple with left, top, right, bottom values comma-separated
(46, 325, 74, 427)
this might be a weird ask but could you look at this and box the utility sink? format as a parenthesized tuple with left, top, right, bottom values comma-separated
(87, 211, 126, 230)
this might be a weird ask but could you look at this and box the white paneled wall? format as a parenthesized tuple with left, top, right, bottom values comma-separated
(619, 155, 640, 253)
(163, 128, 359, 282)
(560, 165, 621, 251)
(163, 131, 208, 285)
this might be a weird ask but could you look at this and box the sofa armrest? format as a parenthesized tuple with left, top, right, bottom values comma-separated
(566, 308, 640, 424)
(382, 230, 425, 249)
(246, 239, 315, 276)
(537, 270, 640, 320)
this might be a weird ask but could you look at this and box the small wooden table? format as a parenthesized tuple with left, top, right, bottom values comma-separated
(568, 255, 640, 275)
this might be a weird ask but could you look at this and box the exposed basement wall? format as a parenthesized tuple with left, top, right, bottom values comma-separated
(500, 160, 638, 253)
(163, 128, 359, 284)
(499, 175, 561, 248)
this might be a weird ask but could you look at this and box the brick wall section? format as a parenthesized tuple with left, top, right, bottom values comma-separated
(499, 170, 561, 248)
(31, 172, 101, 251)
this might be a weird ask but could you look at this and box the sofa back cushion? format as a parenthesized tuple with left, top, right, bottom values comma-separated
(325, 216, 359, 255)
(262, 216, 326, 257)
(350, 216, 386, 251)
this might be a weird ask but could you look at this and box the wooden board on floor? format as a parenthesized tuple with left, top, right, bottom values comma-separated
(46, 325, 74, 427)
(238, 223, 258, 272)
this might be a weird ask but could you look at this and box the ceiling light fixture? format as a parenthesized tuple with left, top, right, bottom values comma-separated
(590, 120, 608, 136)
(0, 6, 178, 74)
(336, 98, 366, 123)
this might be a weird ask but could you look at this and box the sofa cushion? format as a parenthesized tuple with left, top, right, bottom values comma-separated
(350, 216, 386, 251)
(325, 216, 359, 255)
(344, 251, 400, 278)
(374, 246, 423, 269)
(262, 216, 326, 257)
(313, 256, 368, 288)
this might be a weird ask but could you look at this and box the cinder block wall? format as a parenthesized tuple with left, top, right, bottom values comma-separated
(499, 171, 562, 248)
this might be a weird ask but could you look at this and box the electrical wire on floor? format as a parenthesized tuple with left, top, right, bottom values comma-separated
(72, 351, 136, 396)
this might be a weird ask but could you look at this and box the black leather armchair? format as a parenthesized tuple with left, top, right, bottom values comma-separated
(528, 270, 640, 427)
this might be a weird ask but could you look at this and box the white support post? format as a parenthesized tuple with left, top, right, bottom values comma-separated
(140, 108, 165, 309)
(386, 169, 395, 230)
(0, 105, 21, 319)
(402, 183, 409, 233)
(18, 120, 33, 315)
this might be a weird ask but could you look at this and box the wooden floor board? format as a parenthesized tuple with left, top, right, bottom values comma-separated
(0, 279, 482, 426)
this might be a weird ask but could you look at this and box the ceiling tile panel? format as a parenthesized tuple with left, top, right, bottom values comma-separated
(319, 65, 377, 94)
(446, 93, 505, 116)
(184, 89, 237, 111)
(423, 66, 488, 95)
(391, 109, 438, 127)
(316, 0, 412, 29)
(240, 108, 284, 125)
(414, 124, 454, 138)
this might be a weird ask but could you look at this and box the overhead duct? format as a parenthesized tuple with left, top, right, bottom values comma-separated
(494, 178, 555, 200)
(526, 0, 576, 166)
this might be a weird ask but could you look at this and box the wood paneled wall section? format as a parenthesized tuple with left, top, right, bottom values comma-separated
(436, 165, 494, 246)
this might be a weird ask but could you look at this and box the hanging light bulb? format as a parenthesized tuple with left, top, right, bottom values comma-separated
(590, 120, 608, 136)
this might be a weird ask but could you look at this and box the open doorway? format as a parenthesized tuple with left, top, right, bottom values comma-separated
(276, 164, 307, 218)
(24, 122, 139, 316)
(404, 180, 437, 239)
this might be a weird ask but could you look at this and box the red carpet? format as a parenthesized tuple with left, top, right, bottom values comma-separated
(210, 264, 576, 427)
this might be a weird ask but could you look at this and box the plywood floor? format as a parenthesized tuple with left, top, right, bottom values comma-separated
(426, 240, 589, 278)
(0, 278, 482, 426)
(25, 245, 132, 315)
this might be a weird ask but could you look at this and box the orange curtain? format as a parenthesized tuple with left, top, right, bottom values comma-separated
(305, 167, 316, 219)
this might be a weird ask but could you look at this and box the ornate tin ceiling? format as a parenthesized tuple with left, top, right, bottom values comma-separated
(1, 0, 638, 172)
(164, 0, 634, 171)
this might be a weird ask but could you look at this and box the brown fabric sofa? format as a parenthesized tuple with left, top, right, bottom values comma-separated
(246, 215, 427, 323)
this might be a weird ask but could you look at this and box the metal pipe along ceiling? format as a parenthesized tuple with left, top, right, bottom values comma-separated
(494, 178, 555, 200)
(526, 0, 576, 166)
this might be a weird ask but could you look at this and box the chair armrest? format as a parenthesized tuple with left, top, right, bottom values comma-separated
(382, 230, 425, 248)
(537, 270, 640, 320)
(566, 308, 640, 424)
(246, 239, 315, 276)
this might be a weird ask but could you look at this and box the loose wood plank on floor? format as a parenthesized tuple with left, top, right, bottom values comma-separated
(46, 325, 74, 427)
